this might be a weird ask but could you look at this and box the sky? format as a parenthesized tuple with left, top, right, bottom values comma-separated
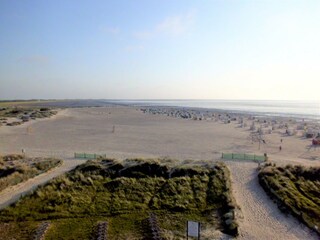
(0, 0, 320, 100)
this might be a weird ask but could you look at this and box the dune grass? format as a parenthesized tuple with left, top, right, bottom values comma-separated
(0, 106, 57, 125)
(259, 164, 320, 235)
(0, 158, 238, 239)
(45, 217, 97, 240)
(0, 154, 62, 192)
(0, 220, 38, 240)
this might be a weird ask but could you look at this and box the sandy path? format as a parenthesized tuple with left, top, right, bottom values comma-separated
(0, 159, 85, 210)
(225, 160, 318, 240)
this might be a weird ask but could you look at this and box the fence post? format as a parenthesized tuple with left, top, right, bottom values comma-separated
(232, 153, 234, 159)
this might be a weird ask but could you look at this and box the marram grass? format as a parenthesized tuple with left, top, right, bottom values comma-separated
(0, 158, 238, 239)
(259, 163, 320, 235)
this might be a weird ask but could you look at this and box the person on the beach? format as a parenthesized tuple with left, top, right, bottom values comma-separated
(279, 146, 282, 151)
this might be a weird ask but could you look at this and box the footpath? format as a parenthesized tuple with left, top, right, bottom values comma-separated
(0, 159, 85, 210)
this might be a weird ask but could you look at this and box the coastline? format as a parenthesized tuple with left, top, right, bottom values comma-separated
(104, 99, 320, 121)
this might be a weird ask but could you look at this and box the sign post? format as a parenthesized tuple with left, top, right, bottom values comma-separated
(187, 221, 200, 240)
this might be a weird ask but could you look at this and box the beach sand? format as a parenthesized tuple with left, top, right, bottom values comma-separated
(1, 106, 319, 163)
(0, 106, 319, 239)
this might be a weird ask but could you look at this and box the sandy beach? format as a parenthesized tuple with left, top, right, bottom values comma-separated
(1, 106, 319, 164)
(0, 106, 319, 239)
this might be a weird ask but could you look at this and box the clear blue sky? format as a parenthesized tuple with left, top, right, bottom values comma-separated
(1, 0, 319, 100)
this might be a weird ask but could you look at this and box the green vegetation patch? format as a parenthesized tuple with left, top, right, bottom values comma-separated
(0, 221, 38, 240)
(259, 164, 320, 235)
(0, 106, 57, 127)
(45, 217, 97, 240)
(0, 154, 62, 192)
(0, 158, 238, 238)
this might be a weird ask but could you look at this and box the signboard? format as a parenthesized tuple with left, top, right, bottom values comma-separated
(187, 221, 200, 239)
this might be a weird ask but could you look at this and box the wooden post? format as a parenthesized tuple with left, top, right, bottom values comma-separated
(186, 221, 188, 240)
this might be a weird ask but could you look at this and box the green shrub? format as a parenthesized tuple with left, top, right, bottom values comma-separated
(0, 157, 62, 192)
(0, 158, 239, 237)
(259, 164, 320, 235)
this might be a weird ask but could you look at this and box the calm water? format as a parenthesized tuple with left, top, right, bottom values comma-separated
(108, 100, 320, 120)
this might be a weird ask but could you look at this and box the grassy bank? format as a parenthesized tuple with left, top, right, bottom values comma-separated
(0, 154, 62, 192)
(0, 106, 57, 127)
(0, 158, 238, 239)
(259, 163, 320, 235)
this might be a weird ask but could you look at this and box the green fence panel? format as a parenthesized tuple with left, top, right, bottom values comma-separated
(86, 154, 95, 159)
(244, 154, 255, 160)
(74, 153, 107, 159)
(222, 153, 265, 161)
(74, 153, 85, 158)
(254, 155, 266, 161)
(222, 153, 233, 159)
(233, 153, 244, 159)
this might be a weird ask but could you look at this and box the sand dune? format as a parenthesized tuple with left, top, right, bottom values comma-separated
(0, 106, 319, 239)
(0, 159, 85, 210)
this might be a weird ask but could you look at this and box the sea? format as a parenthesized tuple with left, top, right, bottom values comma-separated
(107, 100, 320, 120)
